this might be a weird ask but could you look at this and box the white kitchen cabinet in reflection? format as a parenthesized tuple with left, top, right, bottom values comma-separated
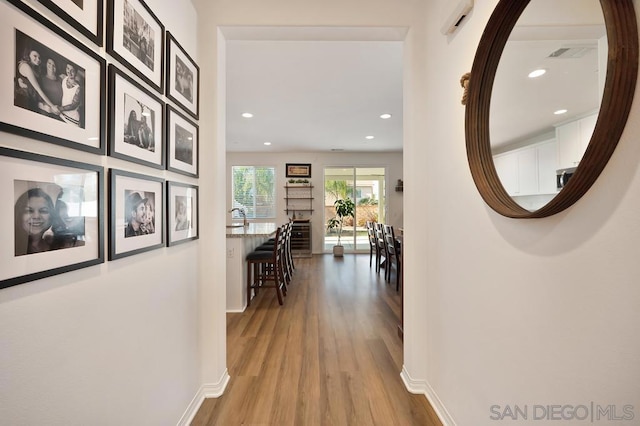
(493, 139, 558, 197)
(556, 113, 598, 169)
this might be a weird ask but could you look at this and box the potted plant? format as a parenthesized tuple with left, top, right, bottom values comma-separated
(326, 198, 355, 257)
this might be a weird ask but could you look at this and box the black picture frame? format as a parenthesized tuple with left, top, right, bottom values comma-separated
(106, 0, 164, 93)
(0, 147, 104, 290)
(35, 0, 104, 46)
(109, 168, 165, 260)
(286, 163, 312, 178)
(166, 104, 198, 177)
(0, 0, 106, 155)
(167, 181, 198, 246)
(165, 32, 199, 120)
(108, 64, 165, 169)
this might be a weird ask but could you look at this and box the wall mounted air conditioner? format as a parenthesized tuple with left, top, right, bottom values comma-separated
(440, 0, 474, 35)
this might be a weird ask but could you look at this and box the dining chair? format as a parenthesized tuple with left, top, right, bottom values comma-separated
(375, 222, 387, 276)
(383, 224, 401, 291)
(365, 221, 377, 268)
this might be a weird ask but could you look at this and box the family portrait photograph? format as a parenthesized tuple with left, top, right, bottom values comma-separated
(1, 147, 104, 289)
(109, 169, 164, 260)
(166, 32, 199, 119)
(123, 93, 155, 152)
(174, 195, 191, 231)
(108, 64, 164, 169)
(36, 0, 104, 46)
(175, 56, 192, 102)
(107, 0, 164, 91)
(122, 0, 155, 72)
(166, 104, 197, 177)
(14, 179, 87, 256)
(124, 189, 155, 237)
(174, 123, 193, 165)
(1, 0, 106, 154)
(167, 181, 198, 246)
(14, 29, 86, 128)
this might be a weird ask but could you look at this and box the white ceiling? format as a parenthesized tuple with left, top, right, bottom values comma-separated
(225, 30, 404, 153)
(224, 2, 605, 154)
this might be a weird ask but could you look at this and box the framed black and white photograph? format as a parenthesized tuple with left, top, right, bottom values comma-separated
(167, 181, 198, 246)
(108, 64, 165, 169)
(166, 32, 199, 119)
(0, 147, 104, 290)
(0, 0, 106, 154)
(36, 0, 104, 46)
(107, 0, 164, 92)
(109, 168, 164, 260)
(166, 104, 198, 177)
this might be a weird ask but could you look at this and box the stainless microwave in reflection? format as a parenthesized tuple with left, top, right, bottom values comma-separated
(556, 167, 577, 190)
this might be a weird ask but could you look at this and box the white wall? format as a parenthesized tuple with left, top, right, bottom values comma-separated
(412, 1, 640, 424)
(226, 151, 403, 253)
(0, 1, 203, 425)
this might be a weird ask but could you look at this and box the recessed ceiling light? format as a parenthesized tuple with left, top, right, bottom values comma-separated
(264, 142, 271, 146)
(365, 135, 375, 140)
(380, 113, 392, 119)
(242, 112, 254, 118)
(528, 69, 546, 78)
(554, 109, 568, 115)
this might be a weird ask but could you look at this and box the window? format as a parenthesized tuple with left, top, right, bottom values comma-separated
(231, 166, 276, 219)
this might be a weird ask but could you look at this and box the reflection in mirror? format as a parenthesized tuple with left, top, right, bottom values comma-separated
(490, 0, 606, 211)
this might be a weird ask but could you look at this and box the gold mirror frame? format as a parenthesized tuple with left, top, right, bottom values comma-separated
(465, 0, 638, 218)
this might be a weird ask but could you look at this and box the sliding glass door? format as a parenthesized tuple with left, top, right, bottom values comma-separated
(323, 167, 386, 252)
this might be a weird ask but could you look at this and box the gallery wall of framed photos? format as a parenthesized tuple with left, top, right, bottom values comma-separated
(0, 0, 200, 289)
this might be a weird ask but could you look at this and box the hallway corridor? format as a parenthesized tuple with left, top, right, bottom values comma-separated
(192, 254, 441, 425)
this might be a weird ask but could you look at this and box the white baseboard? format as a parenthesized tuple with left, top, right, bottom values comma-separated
(177, 369, 231, 426)
(400, 366, 456, 426)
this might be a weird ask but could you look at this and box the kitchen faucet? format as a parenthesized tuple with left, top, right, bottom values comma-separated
(229, 207, 248, 227)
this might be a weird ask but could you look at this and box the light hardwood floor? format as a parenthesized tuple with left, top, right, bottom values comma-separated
(191, 254, 442, 425)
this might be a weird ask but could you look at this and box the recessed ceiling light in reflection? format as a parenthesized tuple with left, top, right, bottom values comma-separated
(242, 112, 254, 118)
(380, 113, 392, 119)
(264, 142, 271, 146)
(554, 109, 568, 115)
(365, 136, 375, 140)
(528, 69, 546, 78)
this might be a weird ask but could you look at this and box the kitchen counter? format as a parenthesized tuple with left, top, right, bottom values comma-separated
(226, 222, 277, 238)
(226, 222, 277, 312)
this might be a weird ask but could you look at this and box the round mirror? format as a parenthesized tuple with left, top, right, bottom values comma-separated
(465, 0, 638, 218)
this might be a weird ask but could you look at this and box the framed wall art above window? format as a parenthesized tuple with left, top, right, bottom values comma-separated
(286, 163, 312, 178)
(0, 0, 106, 154)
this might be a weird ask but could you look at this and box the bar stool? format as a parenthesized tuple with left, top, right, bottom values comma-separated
(246, 226, 286, 307)
(254, 222, 292, 286)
